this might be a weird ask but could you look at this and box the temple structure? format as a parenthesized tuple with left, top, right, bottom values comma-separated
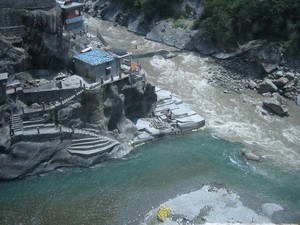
(74, 49, 133, 82)
(57, 0, 85, 33)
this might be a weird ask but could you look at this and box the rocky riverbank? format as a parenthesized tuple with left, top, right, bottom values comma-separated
(82, 0, 299, 115)
(143, 185, 284, 224)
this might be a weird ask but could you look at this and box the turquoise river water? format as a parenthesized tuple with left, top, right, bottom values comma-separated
(0, 131, 299, 224)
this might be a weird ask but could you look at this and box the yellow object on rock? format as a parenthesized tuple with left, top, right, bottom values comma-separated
(157, 206, 171, 222)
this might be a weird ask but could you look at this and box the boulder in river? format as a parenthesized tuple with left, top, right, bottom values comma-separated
(242, 151, 261, 162)
(258, 79, 278, 94)
(263, 93, 289, 116)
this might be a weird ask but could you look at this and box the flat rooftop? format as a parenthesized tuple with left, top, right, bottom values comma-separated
(74, 49, 115, 66)
(0, 73, 8, 80)
(57, 1, 85, 11)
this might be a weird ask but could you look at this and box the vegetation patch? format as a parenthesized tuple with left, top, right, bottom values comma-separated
(195, 0, 300, 54)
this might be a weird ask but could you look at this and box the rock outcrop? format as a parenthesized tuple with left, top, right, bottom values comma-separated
(22, 6, 70, 69)
(0, 35, 30, 73)
(257, 42, 283, 74)
(263, 93, 289, 116)
(258, 79, 278, 94)
(0, 0, 70, 73)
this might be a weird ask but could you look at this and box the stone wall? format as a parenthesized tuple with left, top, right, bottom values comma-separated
(23, 88, 80, 105)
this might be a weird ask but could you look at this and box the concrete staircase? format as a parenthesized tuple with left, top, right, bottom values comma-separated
(67, 136, 119, 156)
(12, 114, 23, 136)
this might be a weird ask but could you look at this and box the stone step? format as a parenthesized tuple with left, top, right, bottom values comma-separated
(71, 139, 108, 147)
(23, 123, 45, 130)
(13, 119, 22, 123)
(23, 120, 44, 126)
(68, 141, 117, 151)
(67, 142, 119, 156)
(13, 128, 23, 132)
(71, 137, 101, 144)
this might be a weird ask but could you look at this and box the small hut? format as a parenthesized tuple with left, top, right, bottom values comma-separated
(74, 49, 118, 82)
(58, 0, 85, 33)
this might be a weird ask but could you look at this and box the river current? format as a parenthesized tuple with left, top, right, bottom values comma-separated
(0, 18, 299, 224)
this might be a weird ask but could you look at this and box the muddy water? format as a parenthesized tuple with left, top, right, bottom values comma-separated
(86, 17, 300, 170)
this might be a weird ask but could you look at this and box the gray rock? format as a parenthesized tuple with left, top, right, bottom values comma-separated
(127, 13, 149, 35)
(258, 79, 278, 94)
(0, 36, 30, 73)
(0, 125, 11, 153)
(262, 92, 272, 97)
(242, 151, 261, 161)
(213, 39, 266, 59)
(263, 93, 289, 116)
(285, 71, 295, 80)
(146, 20, 195, 49)
(248, 80, 257, 89)
(257, 42, 283, 73)
(261, 203, 284, 216)
(274, 70, 284, 78)
(188, 29, 219, 55)
(297, 94, 300, 106)
(257, 106, 268, 115)
(164, 52, 177, 59)
(58, 102, 81, 124)
(275, 77, 289, 86)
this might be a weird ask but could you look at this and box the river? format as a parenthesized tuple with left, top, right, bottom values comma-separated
(0, 17, 299, 224)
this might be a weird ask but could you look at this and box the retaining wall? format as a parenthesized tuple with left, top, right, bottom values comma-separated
(24, 88, 81, 105)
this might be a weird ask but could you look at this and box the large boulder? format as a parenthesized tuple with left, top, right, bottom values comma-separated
(128, 13, 151, 35)
(0, 36, 30, 73)
(146, 20, 196, 49)
(258, 79, 278, 94)
(22, 6, 70, 69)
(187, 29, 219, 55)
(275, 77, 289, 86)
(257, 42, 283, 74)
(263, 93, 289, 116)
(0, 2, 70, 73)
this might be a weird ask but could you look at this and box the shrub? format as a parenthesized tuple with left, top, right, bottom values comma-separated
(197, 0, 300, 54)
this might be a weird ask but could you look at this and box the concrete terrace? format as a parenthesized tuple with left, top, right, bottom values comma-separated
(132, 87, 205, 145)
(7, 70, 142, 157)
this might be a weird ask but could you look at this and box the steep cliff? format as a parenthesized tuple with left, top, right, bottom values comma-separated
(0, 75, 157, 180)
(0, 0, 70, 73)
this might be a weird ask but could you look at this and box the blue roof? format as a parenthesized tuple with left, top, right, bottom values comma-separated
(74, 49, 115, 66)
